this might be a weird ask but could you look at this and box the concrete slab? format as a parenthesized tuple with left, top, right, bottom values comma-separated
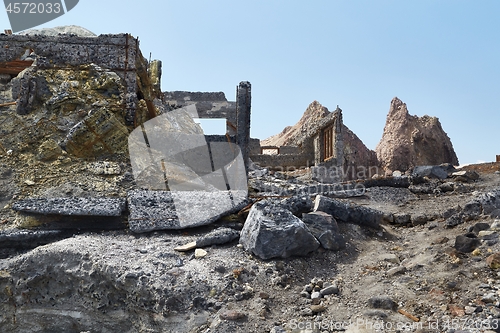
(12, 197, 126, 216)
(127, 190, 248, 233)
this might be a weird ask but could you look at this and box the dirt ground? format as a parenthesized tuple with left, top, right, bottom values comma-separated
(1, 162, 500, 333)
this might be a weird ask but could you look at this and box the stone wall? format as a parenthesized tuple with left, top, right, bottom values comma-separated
(0, 33, 155, 125)
(251, 153, 314, 170)
(0, 33, 164, 159)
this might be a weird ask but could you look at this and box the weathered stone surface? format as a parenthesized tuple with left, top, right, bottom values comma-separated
(19, 25, 97, 37)
(301, 211, 345, 250)
(239, 200, 320, 260)
(63, 108, 130, 158)
(413, 165, 449, 180)
(12, 197, 126, 216)
(127, 190, 248, 232)
(36, 138, 62, 161)
(0, 228, 63, 250)
(313, 195, 383, 228)
(376, 97, 458, 172)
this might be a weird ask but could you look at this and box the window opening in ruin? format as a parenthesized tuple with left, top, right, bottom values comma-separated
(261, 146, 280, 155)
(196, 118, 227, 135)
(324, 125, 334, 161)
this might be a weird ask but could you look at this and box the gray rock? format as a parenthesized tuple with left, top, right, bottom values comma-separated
(367, 296, 397, 311)
(195, 227, 240, 247)
(393, 213, 411, 225)
(452, 170, 480, 181)
(445, 213, 465, 228)
(313, 195, 383, 229)
(411, 214, 429, 226)
(413, 165, 449, 180)
(491, 209, 500, 219)
(301, 211, 345, 250)
(386, 266, 407, 276)
(320, 285, 339, 296)
(454, 235, 481, 253)
(239, 200, 320, 260)
(474, 191, 500, 215)
(442, 206, 461, 219)
(463, 201, 483, 220)
(127, 190, 247, 232)
(278, 196, 313, 217)
(472, 222, 490, 235)
(12, 197, 126, 216)
(438, 182, 455, 193)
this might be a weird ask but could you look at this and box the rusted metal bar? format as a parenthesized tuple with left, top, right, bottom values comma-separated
(0, 60, 33, 75)
(398, 309, 419, 322)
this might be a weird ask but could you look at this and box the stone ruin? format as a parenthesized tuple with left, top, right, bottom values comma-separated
(253, 97, 459, 181)
(0, 29, 460, 236)
(0, 31, 252, 233)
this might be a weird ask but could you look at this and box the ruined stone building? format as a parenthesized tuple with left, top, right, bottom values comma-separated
(0, 32, 252, 167)
(253, 101, 378, 181)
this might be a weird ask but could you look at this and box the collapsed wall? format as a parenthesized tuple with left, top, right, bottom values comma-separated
(0, 32, 162, 159)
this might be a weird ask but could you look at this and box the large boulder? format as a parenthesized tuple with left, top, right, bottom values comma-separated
(239, 201, 320, 260)
(376, 97, 459, 173)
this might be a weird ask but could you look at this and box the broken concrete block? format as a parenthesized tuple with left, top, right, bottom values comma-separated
(12, 197, 126, 216)
(301, 211, 345, 250)
(239, 200, 320, 260)
(313, 195, 382, 229)
(127, 190, 247, 232)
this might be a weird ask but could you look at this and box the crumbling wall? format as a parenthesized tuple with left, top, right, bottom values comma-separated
(0, 33, 161, 159)
(163, 82, 252, 170)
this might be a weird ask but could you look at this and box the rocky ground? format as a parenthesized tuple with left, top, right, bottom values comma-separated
(1, 158, 500, 333)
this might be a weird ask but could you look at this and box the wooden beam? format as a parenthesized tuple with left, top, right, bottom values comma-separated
(0, 101, 16, 107)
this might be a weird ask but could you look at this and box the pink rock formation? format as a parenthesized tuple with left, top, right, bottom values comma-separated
(376, 97, 459, 173)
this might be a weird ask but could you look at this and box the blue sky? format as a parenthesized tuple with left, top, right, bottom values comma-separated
(1, 1, 499, 165)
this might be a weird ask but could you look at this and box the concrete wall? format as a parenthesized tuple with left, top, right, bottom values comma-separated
(163, 91, 237, 135)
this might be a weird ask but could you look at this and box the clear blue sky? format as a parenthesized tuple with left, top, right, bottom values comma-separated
(2, 1, 499, 165)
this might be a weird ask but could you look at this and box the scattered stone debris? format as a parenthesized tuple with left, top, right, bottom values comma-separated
(239, 200, 320, 259)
